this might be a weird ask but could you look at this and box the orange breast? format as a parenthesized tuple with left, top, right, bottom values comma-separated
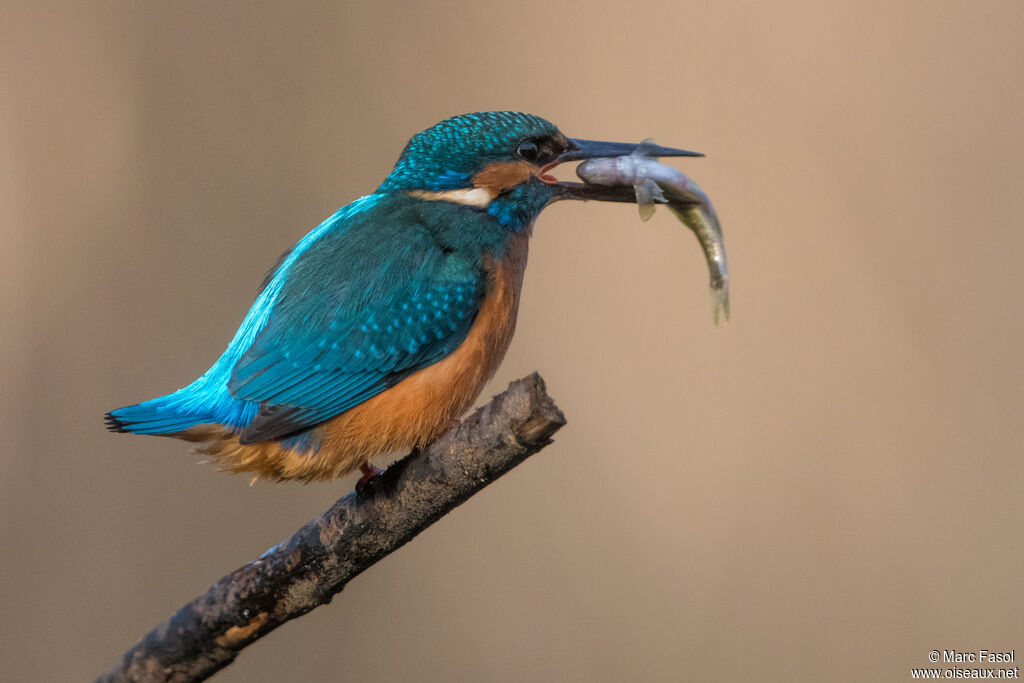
(196, 230, 532, 482)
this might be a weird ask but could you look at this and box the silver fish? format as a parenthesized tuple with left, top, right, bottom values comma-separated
(576, 140, 729, 325)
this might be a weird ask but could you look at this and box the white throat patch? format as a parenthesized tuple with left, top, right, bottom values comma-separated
(408, 187, 495, 208)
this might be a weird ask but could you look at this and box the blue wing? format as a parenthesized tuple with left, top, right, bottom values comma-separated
(228, 204, 485, 443)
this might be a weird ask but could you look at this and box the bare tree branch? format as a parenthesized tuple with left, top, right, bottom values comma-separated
(97, 372, 565, 683)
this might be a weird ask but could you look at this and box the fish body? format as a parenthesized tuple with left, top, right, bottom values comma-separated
(576, 146, 730, 324)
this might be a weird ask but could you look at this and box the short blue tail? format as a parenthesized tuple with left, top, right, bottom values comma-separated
(105, 394, 214, 436)
(106, 374, 260, 437)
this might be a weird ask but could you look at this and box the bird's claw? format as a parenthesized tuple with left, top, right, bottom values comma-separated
(355, 462, 385, 498)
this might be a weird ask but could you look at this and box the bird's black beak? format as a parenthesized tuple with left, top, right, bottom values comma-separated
(560, 138, 702, 163)
(546, 137, 703, 203)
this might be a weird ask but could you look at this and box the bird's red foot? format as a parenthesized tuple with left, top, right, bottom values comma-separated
(355, 462, 385, 497)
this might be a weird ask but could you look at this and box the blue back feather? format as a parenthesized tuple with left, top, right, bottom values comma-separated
(108, 194, 504, 442)
(107, 195, 382, 434)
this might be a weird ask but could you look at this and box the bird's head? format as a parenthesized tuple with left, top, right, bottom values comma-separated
(378, 111, 701, 230)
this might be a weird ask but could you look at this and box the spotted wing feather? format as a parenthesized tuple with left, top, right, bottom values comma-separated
(229, 213, 485, 443)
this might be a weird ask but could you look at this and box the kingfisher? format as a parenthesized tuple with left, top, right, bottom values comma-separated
(106, 112, 701, 484)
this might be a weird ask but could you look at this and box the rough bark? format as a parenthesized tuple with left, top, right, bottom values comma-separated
(97, 372, 565, 683)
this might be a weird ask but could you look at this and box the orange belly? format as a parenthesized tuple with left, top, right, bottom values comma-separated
(190, 231, 530, 483)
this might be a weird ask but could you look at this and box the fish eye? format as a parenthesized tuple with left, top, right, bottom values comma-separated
(517, 139, 539, 162)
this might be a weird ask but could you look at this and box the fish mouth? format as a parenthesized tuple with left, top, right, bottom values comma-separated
(541, 138, 703, 201)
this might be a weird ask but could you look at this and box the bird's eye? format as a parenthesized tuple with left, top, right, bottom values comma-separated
(517, 139, 539, 162)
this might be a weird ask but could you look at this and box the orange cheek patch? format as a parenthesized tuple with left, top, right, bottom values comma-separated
(473, 161, 536, 193)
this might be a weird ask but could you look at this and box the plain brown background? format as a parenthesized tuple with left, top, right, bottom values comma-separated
(3, 1, 1022, 681)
